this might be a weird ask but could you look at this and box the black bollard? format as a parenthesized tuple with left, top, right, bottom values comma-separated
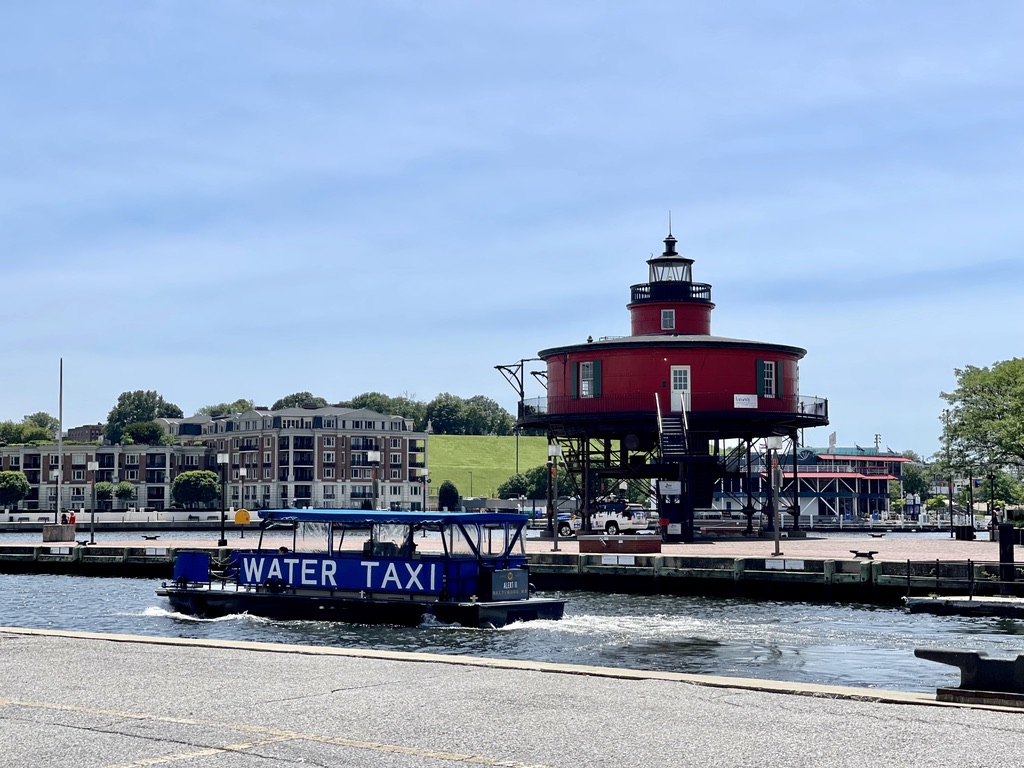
(998, 523, 1016, 595)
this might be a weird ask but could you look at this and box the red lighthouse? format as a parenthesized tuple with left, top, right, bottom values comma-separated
(502, 230, 829, 542)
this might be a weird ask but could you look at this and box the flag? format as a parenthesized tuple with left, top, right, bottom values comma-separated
(828, 431, 836, 451)
(854, 443, 865, 453)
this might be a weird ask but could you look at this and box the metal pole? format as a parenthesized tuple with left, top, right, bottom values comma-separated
(772, 449, 783, 557)
(218, 462, 227, 547)
(87, 460, 98, 545)
(552, 455, 559, 552)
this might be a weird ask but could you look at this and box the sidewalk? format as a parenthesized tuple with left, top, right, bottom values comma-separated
(1, 628, 1021, 768)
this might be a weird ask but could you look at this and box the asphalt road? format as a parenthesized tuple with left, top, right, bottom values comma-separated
(0, 628, 1019, 768)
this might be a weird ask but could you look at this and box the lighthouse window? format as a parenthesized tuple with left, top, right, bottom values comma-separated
(757, 360, 784, 399)
(573, 360, 602, 399)
(661, 309, 675, 330)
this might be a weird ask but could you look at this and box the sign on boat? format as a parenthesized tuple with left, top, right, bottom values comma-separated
(157, 509, 565, 628)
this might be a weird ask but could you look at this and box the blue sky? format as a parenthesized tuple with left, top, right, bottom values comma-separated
(2, 1, 1021, 457)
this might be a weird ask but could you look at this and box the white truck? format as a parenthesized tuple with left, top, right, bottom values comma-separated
(571, 503, 650, 535)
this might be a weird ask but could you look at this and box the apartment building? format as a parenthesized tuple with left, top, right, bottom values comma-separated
(0, 406, 429, 513)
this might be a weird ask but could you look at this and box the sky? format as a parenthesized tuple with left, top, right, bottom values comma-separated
(2, 1, 1022, 457)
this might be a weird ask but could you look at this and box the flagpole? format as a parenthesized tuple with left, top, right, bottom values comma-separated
(56, 358, 63, 523)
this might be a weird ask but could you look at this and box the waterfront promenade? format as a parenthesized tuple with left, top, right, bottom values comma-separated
(0, 627, 1020, 768)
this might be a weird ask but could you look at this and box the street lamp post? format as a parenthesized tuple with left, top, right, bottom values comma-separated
(216, 452, 229, 546)
(469, 471, 473, 498)
(87, 461, 99, 545)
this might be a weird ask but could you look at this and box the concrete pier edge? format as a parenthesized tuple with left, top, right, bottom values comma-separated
(2, 624, 1009, 712)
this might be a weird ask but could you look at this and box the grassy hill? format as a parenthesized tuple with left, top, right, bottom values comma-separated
(427, 434, 548, 500)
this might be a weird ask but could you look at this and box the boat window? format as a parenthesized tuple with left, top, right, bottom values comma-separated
(481, 524, 509, 556)
(445, 524, 478, 558)
(368, 523, 413, 557)
(295, 522, 330, 553)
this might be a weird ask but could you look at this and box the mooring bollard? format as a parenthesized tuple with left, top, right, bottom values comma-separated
(916, 647, 1024, 702)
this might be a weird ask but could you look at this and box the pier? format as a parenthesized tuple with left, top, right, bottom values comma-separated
(1, 627, 1021, 768)
(0, 532, 1018, 604)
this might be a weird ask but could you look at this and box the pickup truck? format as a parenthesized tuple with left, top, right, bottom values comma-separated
(571, 503, 650, 535)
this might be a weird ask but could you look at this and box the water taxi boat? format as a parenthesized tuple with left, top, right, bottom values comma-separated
(157, 509, 565, 628)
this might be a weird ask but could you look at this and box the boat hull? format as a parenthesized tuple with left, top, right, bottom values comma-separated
(157, 587, 564, 628)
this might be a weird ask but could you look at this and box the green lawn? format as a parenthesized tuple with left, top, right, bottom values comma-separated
(427, 435, 548, 499)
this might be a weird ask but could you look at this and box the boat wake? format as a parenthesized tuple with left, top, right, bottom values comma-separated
(137, 606, 274, 624)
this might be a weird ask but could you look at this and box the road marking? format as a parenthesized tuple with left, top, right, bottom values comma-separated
(0, 697, 551, 768)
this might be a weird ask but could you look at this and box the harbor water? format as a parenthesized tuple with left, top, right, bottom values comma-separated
(2, 570, 1022, 693)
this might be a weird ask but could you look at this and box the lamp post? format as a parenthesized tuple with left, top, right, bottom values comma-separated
(87, 461, 99, 545)
(943, 410, 954, 539)
(420, 475, 430, 512)
(238, 467, 247, 538)
(469, 471, 473, 497)
(216, 452, 229, 546)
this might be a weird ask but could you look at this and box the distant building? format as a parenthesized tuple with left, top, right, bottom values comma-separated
(714, 446, 910, 520)
(67, 423, 104, 442)
(0, 406, 428, 513)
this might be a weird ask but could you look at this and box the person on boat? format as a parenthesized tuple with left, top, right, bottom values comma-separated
(278, 546, 289, 554)
(69, 511, 77, 527)
(60, 513, 68, 524)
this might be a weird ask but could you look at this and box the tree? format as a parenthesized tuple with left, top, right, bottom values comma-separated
(425, 393, 467, 435)
(95, 481, 114, 508)
(272, 392, 329, 410)
(115, 482, 136, 504)
(464, 395, 515, 436)
(437, 480, 460, 511)
(0, 471, 30, 509)
(0, 421, 52, 444)
(497, 473, 530, 499)
(106, 390, 183, 443)
(171, 470, 221, 508)
(121, 421, 165, 445)
(941, 359, 1024, 467)
(22, 412, 59, 437)
(194, 399, 255, 416)
(900, 461, 932, 500)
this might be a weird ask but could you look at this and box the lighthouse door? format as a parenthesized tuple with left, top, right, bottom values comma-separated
(670, 366, 691, 412)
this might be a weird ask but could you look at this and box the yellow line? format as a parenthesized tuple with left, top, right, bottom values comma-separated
(0, 697, 551, 768)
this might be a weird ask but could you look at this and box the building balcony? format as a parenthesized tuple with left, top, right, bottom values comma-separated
(629, 281, 712, 304)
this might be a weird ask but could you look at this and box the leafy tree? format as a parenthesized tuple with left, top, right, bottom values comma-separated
(900, 461, 932, 500)
(425, 393, 467, 435)
(22, 412, 59, 437)
(941, 359, 1024, 467)
(0, 421, 53, 444)
(115, 482, 136, 503)
(522, 465, 553, 500)
(171, 470, 221, 508)
(497, 473, 530, 499)
(464, 395, 515, 436)
(95, 481, 114, 507)
(349, 391, 395, 414)
(0, 471, 30, 509)
(194, 399, 255, 416)
(437, 479, 460, 511)
(121, 421, 165, 445)
(272, 392, 329, 410)
(106, 390, 183, 443)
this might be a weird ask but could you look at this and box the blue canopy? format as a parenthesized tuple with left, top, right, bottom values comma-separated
(259, 508, 529, 526)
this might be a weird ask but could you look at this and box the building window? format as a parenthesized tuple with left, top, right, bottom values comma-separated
(390, 438, 401, 449)
(73, 470, 85, 481)
(264, 437, 272, 448)
(72, 453, 86, 466)
(390, 453, 402, 465)
(390, 485, 401, 496)
(125, 455, 139, 465)
(71, 487, 85, 498)
(661, 309, 675, 330)
(9, 457, 19, 467)
(50, 455, 60, 466)
(391, 468, 401, 480)
(324, 467, 335, 479)
(323, 452, 335, 464)
(572, 359, 603, 399)
(263, 468, 271, 480)
(324, 436, 335, 448)
(758, 360, 783, 399)
(126, 470, 138, 480)
(183, 454, 199, 466)
(263, 451, 271, 464)
(324, 484, 336, 499)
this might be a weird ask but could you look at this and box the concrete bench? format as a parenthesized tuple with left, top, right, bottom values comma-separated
(850, 550, 878, 559)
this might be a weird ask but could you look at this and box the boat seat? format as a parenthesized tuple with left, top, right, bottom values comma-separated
(373, 542, 399, 557)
